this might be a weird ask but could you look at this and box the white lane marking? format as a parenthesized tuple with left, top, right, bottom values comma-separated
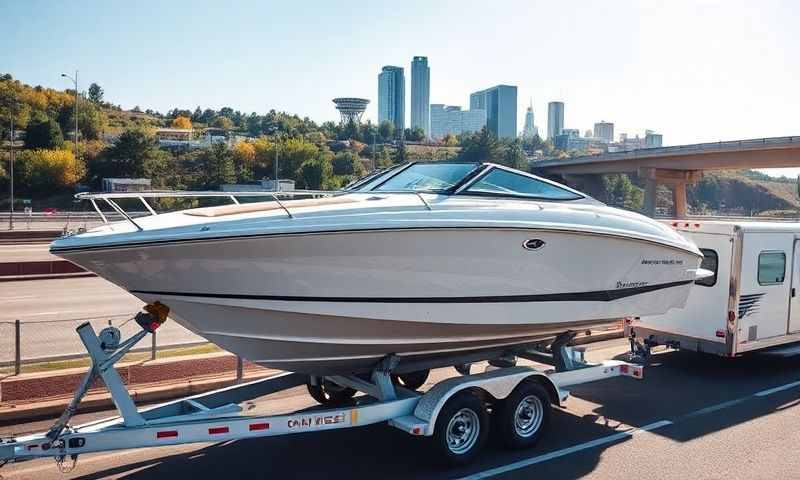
(457, 420, 673, 480)
(755, 379, 800, 397)
(462, 377, 800, 479)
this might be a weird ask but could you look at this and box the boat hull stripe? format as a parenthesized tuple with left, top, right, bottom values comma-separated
(131, 280, 692, 304)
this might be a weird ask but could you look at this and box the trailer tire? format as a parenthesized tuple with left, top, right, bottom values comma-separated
(431, 390, 489, 465)
(306, 380, 356, 405)
(391, 369, 430, 390)
(495, 381, 550, 450)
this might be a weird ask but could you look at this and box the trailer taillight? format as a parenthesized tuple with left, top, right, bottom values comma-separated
(716, 330, 726, 338)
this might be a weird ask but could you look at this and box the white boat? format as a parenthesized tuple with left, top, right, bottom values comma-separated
(51, 162, 706, 374)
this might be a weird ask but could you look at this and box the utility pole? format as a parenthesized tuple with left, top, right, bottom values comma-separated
(61, 71, 79, 161)
(274, 138, 279, 190)
(8, 96, 14, 231)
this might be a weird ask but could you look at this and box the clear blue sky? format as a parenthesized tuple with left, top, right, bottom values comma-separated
(3, 0, 798, 172)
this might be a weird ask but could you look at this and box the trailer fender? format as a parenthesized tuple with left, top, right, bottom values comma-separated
(414, 366, 561, 436)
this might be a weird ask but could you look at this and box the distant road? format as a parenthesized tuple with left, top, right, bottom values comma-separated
(0, 277, 204, 363)
(0, 243, 58, 262)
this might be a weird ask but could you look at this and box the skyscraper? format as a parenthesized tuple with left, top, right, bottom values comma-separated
(430, 104, 486, 140)
(547, 101, 564, 140)
(522, 99, 537, 139)
(593, 121, 614, 143)
(410, 56, 430, 137)
(378, 66, 405, 136)
(469, 85, 517, 139)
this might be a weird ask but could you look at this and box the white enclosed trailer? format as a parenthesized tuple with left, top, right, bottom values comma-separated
(628, 219, 800, 357)
(0, 313, 642, 472)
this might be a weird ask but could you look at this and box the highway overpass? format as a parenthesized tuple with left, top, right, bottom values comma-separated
(532, 136, 800, 218)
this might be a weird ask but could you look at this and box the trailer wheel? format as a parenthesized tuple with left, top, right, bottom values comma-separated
(431, 391, 489, 465)
(495, 381, 550, 449)
(306, 380, 356, 405)
(391, 369, 430, 390)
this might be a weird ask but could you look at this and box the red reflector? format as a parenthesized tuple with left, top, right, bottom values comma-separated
(620, 364, 629, 374)
(412, 427, 421, 435)
(694, 223, 700, 228)
(728, 310, 736, 322)
(150, 321, 162, 331)
(249, 423, 269, 431)
(156, 430, 178, 439)
(684, 222, 690, 227)
(209, 427, 229, 435)
(671, 222, 678, 227)
(716, 330, 726, 338)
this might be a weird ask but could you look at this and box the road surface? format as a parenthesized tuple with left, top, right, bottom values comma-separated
(0, 277, 204, 363)
(2, 339, 800, 479)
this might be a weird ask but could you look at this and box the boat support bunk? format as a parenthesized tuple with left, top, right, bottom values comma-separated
(0, 309, 643, 470)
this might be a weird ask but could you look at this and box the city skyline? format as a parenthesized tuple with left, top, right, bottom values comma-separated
(3, 1, 798, 171)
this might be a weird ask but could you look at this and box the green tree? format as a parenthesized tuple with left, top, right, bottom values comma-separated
(404, 127, 425, 142)
(91, 129, 169, 182)
(501, 139, 526, 170)
(378, 121, 395, 142)
(458, 127, 503, 163)
(198, 142, 235, 188)
(332, 150, 367, 177)
(88, 83, 104, 103)
(24, 116, 64, 149)
(602, 174, 643, 211)
(298, 154, 333, 190)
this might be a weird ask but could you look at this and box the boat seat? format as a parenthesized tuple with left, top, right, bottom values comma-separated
(184, 196, 356, 217)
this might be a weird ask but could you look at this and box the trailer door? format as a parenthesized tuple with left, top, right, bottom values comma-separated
(789, 239, 800, 333)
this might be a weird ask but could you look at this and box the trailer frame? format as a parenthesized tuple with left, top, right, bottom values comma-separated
(0, 318, 643, 470)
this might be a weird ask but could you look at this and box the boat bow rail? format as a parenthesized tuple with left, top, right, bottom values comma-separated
(73, 190, 334, 231)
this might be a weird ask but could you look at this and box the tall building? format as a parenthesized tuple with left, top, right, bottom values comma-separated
(593, 121, 614, 143)
(522, 99, 537, 139)
(430, 104, 487, 139)
(547, 101, 564, 139)
(410, 56, 430, 137)
(469, 85, 517, 139)
(378, 66, 405, 136)
(645, 130, 663, 148)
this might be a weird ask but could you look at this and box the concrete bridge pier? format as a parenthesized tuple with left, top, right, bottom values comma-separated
(639, 168, 702, 219)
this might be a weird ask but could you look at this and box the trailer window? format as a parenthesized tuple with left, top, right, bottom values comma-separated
(758, 251, 786, 285)
(696, 249, 718, 287)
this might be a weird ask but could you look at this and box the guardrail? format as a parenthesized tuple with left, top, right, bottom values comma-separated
(0, 315, 208, 374)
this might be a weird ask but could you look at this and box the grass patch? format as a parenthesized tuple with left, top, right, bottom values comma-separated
(3, 343, 223, 375)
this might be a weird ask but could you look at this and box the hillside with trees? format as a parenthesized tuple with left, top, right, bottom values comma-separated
(1, 73, 799, 217)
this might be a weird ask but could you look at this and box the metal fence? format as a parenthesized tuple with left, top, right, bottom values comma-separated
(0, 315, 208, 374)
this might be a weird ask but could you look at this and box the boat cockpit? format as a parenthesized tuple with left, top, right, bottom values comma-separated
(345, 162, 586, 202)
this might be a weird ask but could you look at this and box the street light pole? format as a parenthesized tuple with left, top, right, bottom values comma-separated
(61, 71, 79, 161)
(8, 100, 14, 231)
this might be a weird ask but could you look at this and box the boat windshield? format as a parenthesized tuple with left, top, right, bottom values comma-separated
(344, 164, 404, 191)
(372, 162, 480, 192)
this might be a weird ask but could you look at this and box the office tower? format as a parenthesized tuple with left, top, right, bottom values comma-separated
(378, 66, 405, 135)
(469, 85, 517, 139)
(410, 56, 430, 137)
(547, 101, 564, 139)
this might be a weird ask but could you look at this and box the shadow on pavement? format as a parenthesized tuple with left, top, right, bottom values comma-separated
(571, 349, 800, 443)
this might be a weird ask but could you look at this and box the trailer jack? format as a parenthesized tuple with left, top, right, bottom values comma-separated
(42, 305, 168, 463)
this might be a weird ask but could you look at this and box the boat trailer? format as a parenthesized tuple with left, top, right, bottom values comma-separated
(0, 312, 643, 471)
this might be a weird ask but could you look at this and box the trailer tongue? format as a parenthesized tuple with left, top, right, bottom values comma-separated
(0, 309, 643, 471)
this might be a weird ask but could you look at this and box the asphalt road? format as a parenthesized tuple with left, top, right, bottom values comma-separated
(0, 277, 204, 363)
(3, 339, 800, 479)
(0, 243, 57, 262)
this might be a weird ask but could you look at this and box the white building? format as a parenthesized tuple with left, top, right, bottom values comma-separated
(522, 100, 538, 139)
(430, 104, 487, 140)
(593, 121, 614, 143)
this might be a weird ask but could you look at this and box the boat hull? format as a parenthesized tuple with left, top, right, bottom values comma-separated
(56, 227, 701, 374)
